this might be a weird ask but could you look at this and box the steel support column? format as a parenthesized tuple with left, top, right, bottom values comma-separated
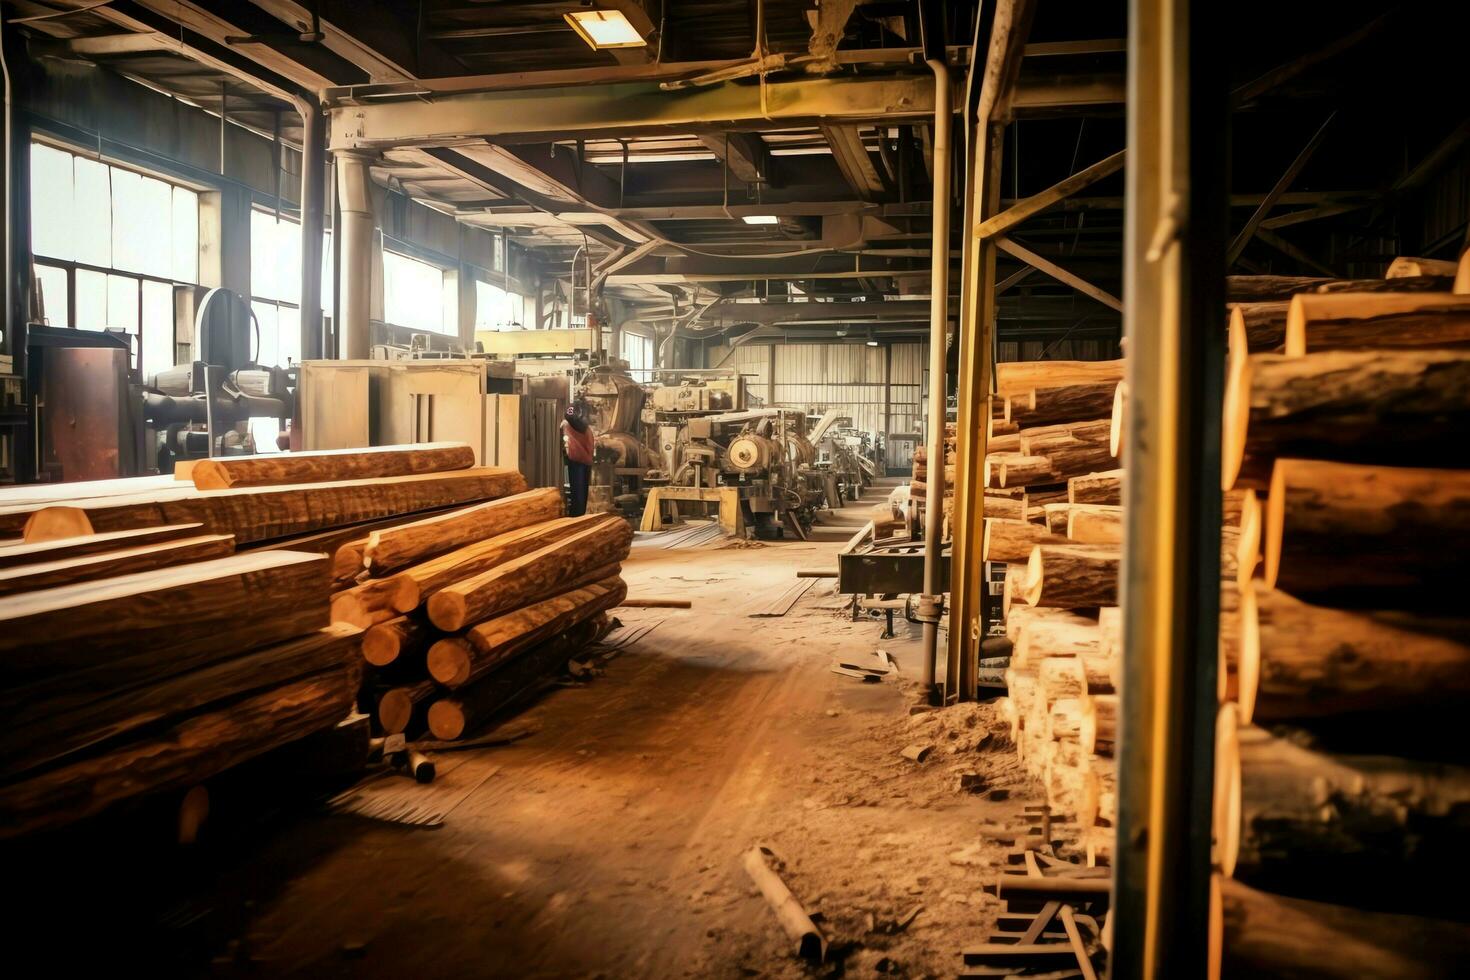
(334, 151, 376, 359)
(298, 95, 326, 362)
(1111, 0, 1227, 975)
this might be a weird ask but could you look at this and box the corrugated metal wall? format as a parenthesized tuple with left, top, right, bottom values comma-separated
(705, 341, 928, 472)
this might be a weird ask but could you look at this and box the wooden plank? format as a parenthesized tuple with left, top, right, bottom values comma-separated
(1060, 905, 1099, 980)
(190, 442, 476, 490)
(0, 551, 330, 718)
(0, 534, 235, 597)
(0, 467, 529, 542)
(0, 523, 206, 569)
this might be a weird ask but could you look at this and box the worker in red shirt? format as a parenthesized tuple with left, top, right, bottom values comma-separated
(561, 401, 596, 517)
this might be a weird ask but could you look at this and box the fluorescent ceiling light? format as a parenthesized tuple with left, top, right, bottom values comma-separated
(741, 214, 780, 225)
(866, 340, 879, 346)
(565, 10, 646, 49)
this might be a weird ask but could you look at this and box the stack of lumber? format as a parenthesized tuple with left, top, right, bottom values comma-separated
(0, 443, 537, 839)
(1210, 267, 1470, 977)
(340, 488, 631, 744)
(986, 360, 1125, 865)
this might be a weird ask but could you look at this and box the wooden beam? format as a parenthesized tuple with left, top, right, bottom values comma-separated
(975, 0, 1039, 124)
(1227, 112, 1335, 265)
(1229, 12, 1394, 108)
(699, 131, 773, 186)
(1255, 228, 1339, 278)
(995, 237, 1122, 312)
(976, 149, 1125, 240)
(821, 124, 885, 201)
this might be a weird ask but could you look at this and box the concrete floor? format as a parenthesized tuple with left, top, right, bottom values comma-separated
(15, 486, 1035, 978)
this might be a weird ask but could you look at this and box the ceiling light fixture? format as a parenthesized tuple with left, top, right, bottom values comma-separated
(866, 340, 879, 347)
(564, 9, 647, 49)
(741, 214, 780, 225)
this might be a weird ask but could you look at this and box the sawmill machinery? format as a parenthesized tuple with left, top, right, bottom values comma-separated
(641, 375, 826, 537)
(575, 358, 651, 516)
(141, 288, 294, 471)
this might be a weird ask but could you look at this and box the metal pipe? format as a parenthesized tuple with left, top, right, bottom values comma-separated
(919, 56, 953, 696)
(335, 151, 375, 360)
(297, 95, 326, 362)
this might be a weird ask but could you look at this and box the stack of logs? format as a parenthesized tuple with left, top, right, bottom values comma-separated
(911, 422, 957, 537)
(984, 358, 1126, 866)
(334, 488, 631, 744)
(1209, 264, 1470, 976)
(0, 443, 536, 839)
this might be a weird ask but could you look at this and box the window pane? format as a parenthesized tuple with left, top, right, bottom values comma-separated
(106, 274, 139, 334)
(251, 300, 279, 368)
(251, 209, 278, 301)
(30, 143, 74, 261)
(383, 250, 448, 334)
(276, 305, 300, 366)
(277, 217, 301, 306)
(172, 185, 199, 283)
(142, 280, 174, 381)
(75, 268, 107, 329)
(73, 157, 112, 268)
(34, 264, 69, 327)
(114, 170, 172, 278)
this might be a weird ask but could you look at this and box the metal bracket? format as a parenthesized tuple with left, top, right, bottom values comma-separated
(911, 593, 944, 623)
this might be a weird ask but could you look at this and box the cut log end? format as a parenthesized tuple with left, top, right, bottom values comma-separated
(426, 699, 468, 740)
(378, 689, 416, 735)
(1221, 351, 1253, 491)
(426, 638, 474, 687)
(1237, 580, 1259, 725)
(1109, 382, 1126, 459)
(1213, 702, 1241, 878)
(1263, 462, 1287, 590)
(426, 592, 469, 632)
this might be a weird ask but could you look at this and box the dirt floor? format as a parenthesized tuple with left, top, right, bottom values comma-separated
(15, 487, 1043, 979)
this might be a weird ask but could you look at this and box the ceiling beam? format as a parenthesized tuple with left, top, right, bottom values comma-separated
(1227, 112, 1335, 265)
(699, 131, 774, 187)
(244, 0, 464, 82)
(328, 74, 948, 149)
(131, 0, 366, 89)
(821, 124, 886, 201)
(27, 4, 303, 103)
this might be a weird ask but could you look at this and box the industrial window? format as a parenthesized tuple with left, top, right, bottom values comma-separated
(383, 249, 453, 335)
(29, 140, 200, 381)
(474, 279, 526, 330)
(249, 207, 333, 368)
(624, 330, 654, 383)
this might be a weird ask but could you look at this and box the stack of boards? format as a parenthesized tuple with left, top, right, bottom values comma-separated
(1207, 262, 1470, 976)
(0, 443, 618, 840)
(982, 358, 1125, 870)
(332, 487, 631, 743)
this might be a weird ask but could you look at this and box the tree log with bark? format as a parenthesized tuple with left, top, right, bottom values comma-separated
(1023, 544, 1119, 608)
(1209, 874, 1470, 980)
(1068, 469, 1124, 505)
(1265, 459, 1470, 606)
(191, 443, 476, 491)
(1239, 582, 1470, 724)
(362, 487, 565, 575)
(1285, 292, 1470, 354)
(426, 518, 632, 631)
(983, 518, 1066, 564)
(1223, 349, 1470, 488)
(427, 576, 626, 688)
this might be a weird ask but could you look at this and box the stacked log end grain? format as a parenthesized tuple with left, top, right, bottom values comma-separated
(342, 488, 631, 745)
(987, 360, 1125, 866)
(1211, 270, 1470, 978)
(912, 422, 957, 539)
(0, 443, 535, 840)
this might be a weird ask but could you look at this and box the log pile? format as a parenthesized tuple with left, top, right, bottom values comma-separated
(1211, 269, 1470, 974)
(911, 423, 957, 539)
(988, 361, 1125, 866)
(344, 497, 631, 743)
(0, 443, 549, 839)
